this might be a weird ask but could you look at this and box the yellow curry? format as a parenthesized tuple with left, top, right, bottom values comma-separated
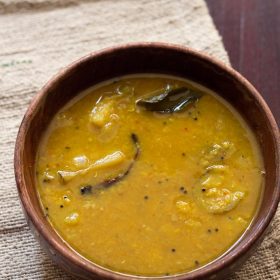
(36, 75, 264, 276)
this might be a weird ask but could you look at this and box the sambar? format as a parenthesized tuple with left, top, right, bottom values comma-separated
(36, 75, 264, 276)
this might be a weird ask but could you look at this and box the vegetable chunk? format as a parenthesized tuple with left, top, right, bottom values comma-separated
(89, 100, 115, 127)
(58, 151, 126, 184)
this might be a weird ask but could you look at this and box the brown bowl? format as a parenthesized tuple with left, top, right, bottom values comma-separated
(14, 43, 280, 280)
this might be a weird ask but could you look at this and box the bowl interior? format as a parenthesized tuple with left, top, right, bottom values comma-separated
(16, 44, 280, 279)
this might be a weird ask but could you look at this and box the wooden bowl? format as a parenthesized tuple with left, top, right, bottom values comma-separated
(14, 43, 280, 280)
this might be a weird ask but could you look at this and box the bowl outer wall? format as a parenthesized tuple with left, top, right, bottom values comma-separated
(14, 42, 280, 280)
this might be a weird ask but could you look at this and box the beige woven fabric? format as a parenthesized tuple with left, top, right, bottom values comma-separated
(0, 0, 278, 279)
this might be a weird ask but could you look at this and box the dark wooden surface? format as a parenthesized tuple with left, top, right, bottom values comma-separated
(206, 0, 280, 124)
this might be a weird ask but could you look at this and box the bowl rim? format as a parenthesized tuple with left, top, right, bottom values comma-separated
(14, 42, 280, 280)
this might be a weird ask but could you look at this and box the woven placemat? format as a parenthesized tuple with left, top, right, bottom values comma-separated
(0, 0, 278, 279)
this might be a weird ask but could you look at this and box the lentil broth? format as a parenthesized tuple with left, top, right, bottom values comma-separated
(36, 75, 263, 276)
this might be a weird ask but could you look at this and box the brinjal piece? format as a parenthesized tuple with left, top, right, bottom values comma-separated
(78, 134, 140, 195)
(93, 133, 140, 190)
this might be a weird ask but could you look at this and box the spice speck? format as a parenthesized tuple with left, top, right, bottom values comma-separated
(80, 185, 92, 195)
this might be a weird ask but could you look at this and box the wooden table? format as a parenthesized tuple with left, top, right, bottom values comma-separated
(206, 0, 280, 124)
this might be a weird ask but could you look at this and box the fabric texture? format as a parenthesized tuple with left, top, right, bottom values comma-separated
(0, 0, 278, 279)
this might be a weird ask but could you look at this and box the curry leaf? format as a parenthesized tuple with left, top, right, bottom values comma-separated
(136, 87, 202, 113)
